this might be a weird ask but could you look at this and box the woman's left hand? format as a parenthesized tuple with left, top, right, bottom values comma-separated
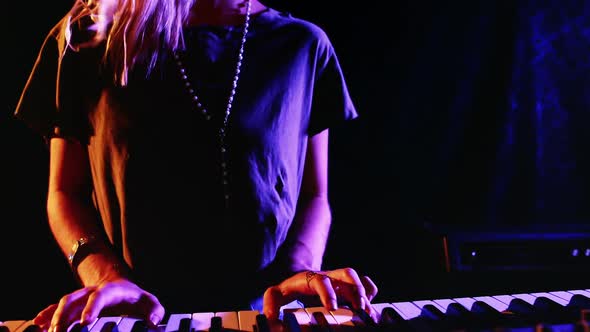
(262, 267, 379, 323)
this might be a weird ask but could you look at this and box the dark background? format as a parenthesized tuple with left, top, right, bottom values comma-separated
(2, 0, 589, 321)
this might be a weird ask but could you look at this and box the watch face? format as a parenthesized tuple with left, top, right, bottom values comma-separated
(68, 242, 79, 264)
(68, 237, 94, 265)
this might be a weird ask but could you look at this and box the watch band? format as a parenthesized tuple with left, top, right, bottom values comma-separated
(67, 235, 97, 269)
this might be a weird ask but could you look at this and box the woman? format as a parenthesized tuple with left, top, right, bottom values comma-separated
(14, 0, 378, 330)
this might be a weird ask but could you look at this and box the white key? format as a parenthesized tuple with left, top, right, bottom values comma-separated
(371, 302, 400, 322)
(115, 317, 144, 332)
(1, 321, 28, 332)
(237, 310, 259, 332)
(452, 297, 477, 311)
(510, 293, 537, 305)
(550, 290, 590, 304)
(473, 296, 509, 312)
(305, 307, 338, 325)
(278, 300, 304, 321)
(371, 302, 395, 314)
(14, 321, 34, 332)
(282, 308, 310, 326)
(567, 289, 590, 297)
(432, 299, 458, 313)
(88, 317, 122, 332)
(529, 292, 569, 306)
(214, 312, 239, 331)
(412, 300, 446, 313)
(67, 318, 99, 332)
(492, 294, 516, 305)
(165, 313, 191, 332)
(550, 291, 577, 301)
(390, 302, 422, 320)
(280, 300, 304, 311)
(191, 312, 214, 332)
(328, 307, 362, 327)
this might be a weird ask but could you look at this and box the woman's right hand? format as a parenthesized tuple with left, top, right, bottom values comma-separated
(33, 279, 165, 332)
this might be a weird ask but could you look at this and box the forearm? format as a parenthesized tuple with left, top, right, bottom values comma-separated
(47, 191, 125, 286)
(283, 195, 332, 272)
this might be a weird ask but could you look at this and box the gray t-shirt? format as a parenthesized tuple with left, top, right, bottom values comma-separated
(14, 7, 357, 312)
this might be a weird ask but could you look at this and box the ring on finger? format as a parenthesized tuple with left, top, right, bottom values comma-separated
(305, 271, 328, 290)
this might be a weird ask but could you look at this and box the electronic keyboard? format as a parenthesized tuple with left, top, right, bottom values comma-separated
(2, 288, 589, 332)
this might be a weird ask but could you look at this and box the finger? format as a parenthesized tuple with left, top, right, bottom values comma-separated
(81, 282, 166, 328)
(344, 273, 379, 322)
(308, 272, 338, 311)
(262, 286, 288, 321)
(361, 295, 379, 323)
(81, 281, 139, 323)
(139, 292, 166, 327)
(80, 282, 133, 324)
(50, 288, 94, 332)
(351, 288, 378, 323)
(80, 288, 111, 325)
(360, 275, 378, 301)
(327, 268, 366, 310)
(330, 280, 378, 323)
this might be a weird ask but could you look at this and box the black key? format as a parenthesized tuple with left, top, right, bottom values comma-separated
(310, 312, 333, 332)
(506, 298, 540, 326)
(471, 300, 521, 328)
(533, 296, 579, 323)
(424, 304, 472, 331)
(21, 325, 42, 332)
(209, 316, 222, 332)
(446, 302, 484, 330)
(255, 314, 270, 332)
(282, 312, 302, 332)
(130, 320, 149, 332)
(101, 321, 118, 332)
(534, 296, 565, 312)
(379, 307, 412, 332)
(379, 306, 405, 325)
(69, 322, 91, 332)
(507, 298, 536, 316)
(471, 300, 503, 317)
(352, 308, 377, 329)
(420, 304, 445, 321)
(178, 318, 192, 332)
(446, 302, 473, 318)
(569, 294, 590, 309)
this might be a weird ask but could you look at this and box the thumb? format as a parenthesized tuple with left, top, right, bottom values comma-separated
(262, 286, 287, 321)
(33, 303, 59, 329)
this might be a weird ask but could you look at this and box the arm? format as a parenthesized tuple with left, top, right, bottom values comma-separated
(263, 132, 379, 321)
(34, 138, 164, 332)
(283, 128, 332, 272)
(47, 137, 125, 286)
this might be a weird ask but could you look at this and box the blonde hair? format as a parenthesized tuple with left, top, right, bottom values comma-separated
(58, 0, 195, 85)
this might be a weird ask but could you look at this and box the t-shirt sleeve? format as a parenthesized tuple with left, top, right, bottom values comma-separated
(13, 24, 95, 145)
(307, 37, 358, 136)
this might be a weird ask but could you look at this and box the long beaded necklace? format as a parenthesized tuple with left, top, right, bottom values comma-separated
(173, 0, 252, 209)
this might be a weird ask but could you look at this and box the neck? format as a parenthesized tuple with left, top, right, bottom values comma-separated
(188, 0, 264, 26)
